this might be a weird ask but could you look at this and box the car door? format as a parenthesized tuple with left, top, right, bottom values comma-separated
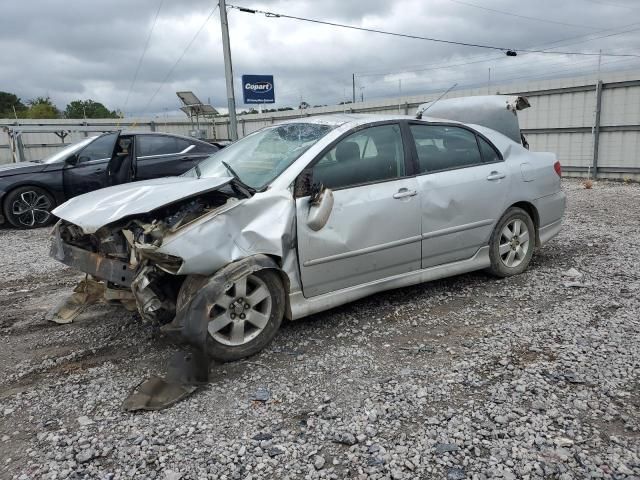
(134, 135, 208, 180)
(408, 123, 510, 268)
(63, 132, 118, 198)
(296, 122, 422, 297)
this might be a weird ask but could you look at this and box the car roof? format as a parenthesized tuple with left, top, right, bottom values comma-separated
(278, 113, 469, 129)
(119, 131, 212, 143)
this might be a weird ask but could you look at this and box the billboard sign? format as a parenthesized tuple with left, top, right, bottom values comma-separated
(242, 74, 275, 104)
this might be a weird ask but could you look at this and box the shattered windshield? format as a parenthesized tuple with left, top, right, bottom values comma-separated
(41, 136, 97, 164)
(190, 123, 335, 189)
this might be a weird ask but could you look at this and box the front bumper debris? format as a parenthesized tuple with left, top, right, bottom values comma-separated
(50, 234, 136, 288)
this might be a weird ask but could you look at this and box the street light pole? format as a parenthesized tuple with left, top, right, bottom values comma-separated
(219, 0, 238, 141)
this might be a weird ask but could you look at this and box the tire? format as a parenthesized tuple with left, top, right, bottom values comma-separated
(487, 207, 535, 278)
(177, 270, 285, 363)
(4, 186, 56, 229)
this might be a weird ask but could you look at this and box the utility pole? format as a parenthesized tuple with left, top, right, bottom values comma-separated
(219, 0, 238, 140)
(352, 74, 356, 104)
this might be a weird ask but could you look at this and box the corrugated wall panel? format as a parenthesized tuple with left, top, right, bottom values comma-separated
(527, 132, 593, 167)
(601, 86, 640, 126)
(598, 131, 640, 168)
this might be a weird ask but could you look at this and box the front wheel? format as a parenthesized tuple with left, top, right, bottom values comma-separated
(487, 207, 535, 277)
(178, 270, 285, 362)
(4, 186, 56, 229)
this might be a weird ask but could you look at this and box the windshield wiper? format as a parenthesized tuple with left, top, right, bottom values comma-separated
(194, 164, 202, 179)
(221, 160, 255, 194)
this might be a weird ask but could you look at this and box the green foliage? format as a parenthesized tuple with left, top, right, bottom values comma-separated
(26, 96, 60, 119)
(0, 91, 27, 118)
(64, 99, 118, 119)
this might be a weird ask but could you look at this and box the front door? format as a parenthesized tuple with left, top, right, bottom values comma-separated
(296, 123, 422, 297)
(63, 132, 118, 198)
(407, 123, 510, 268)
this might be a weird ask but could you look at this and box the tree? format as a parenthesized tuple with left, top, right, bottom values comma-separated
(0, 91, 27, 118)
(27, 96, 60, 119)
(64, 99, 118, 119)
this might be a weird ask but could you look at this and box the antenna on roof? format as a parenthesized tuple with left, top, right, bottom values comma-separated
(415, 83, 458, 119)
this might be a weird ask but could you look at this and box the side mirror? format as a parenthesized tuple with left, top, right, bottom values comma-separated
(307, 186, 334, 231)
(65, 154, 79, 166)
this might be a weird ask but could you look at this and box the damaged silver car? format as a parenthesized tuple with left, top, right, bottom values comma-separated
(50, 95, 566, 363)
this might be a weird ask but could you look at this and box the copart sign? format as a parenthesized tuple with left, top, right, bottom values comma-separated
(242, 75, 275, 104)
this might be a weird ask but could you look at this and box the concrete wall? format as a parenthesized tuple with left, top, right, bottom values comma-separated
(3, 69, 640, 179)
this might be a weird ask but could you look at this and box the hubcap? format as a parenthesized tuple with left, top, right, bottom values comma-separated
(499, 218, 530, 268)
(11, 191, 52, 227)
(207, 274, 272, 346)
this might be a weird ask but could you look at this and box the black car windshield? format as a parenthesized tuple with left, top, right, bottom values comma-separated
(189, 123, 335, 189)
(41, 136, 97, 164)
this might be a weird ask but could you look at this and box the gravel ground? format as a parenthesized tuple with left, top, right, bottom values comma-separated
(0, 179, 639, 480)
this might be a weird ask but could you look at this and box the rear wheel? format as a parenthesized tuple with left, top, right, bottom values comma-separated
(177, 270, 285, 362)
(487, 207, 535, 277)
(4, 186, 56, 229)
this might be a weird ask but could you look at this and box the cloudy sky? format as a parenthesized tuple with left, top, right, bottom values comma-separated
(2, 0, 640, 117)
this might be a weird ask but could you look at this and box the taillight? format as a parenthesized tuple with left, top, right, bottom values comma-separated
(554, 160, 562, 177)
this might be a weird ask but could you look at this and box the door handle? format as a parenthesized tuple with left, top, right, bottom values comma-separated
(393, 188, 417, 199)
(487, 171, 506, 181)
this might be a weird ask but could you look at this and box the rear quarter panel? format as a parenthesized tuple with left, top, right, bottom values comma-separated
(473, 124, 565, 230)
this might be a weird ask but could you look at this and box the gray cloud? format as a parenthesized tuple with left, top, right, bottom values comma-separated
(1, 0, 639, 116)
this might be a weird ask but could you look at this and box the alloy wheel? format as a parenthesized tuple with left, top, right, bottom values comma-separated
(207, 274, 272, 346)
(499, 218, 531, 268)
(11, 190, 52, 227)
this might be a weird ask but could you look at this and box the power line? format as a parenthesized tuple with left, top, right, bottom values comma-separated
(229, 4, 640, 58)
(124, 0, 165, 112)
(143, 5, 219, 113)
(356, 23, 640, 79)
(448, 0, 600, 29)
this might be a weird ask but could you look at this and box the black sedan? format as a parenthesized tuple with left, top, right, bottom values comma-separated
(0, 131, 220, 228)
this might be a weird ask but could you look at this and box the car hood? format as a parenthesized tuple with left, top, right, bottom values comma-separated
(53, 176, 233, 234)
(0, 161, 45, 177)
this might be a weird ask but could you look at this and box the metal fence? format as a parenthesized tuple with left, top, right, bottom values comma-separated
(3, 69, 640, 179)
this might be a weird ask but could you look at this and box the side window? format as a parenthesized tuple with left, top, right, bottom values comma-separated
(174, 138, 193, 153)
(312, 124, 405, 190)
(410, 125, 482, 173)
(136, 135, 180, 157)
(478, 136, 501, 163)
(78, 133, 117, 162)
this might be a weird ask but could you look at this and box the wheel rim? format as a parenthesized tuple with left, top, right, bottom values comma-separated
(207, 274, 272, 346)
(499, 218, 530, 268)
(11, 191, 52, 227)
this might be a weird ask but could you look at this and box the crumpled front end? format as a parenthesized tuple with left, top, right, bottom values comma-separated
(49, 182, 299, 329)
(49, 186, 244, 323)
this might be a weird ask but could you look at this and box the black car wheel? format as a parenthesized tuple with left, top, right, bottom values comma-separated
(4, 186, 56, 229)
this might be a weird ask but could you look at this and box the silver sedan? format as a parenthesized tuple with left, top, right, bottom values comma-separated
(51, 96, 566, 362)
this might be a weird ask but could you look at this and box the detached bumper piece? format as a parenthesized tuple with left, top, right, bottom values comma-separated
(50, 233, 136, 288)
(122, 350, 209, 411)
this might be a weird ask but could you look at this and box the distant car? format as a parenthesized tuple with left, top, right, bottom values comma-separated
(51, 96, 566, 363)
(0, 131, 220, 228)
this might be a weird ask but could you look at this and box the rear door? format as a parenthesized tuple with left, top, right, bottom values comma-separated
(134, 135, 214, 180)
(296, 122, 422, 297)
(63, 132, 118, 198)
(408, 123, 510, 268)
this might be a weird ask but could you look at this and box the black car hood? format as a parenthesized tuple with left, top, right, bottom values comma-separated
(0, 162, 46, 177)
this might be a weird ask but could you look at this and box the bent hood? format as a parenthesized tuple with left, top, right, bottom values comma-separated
(417, 95, 530, 144)
(0, 161, 45, 177)
(53, 176, 233, 233)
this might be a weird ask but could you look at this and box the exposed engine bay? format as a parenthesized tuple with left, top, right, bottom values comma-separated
(51, 184, 245, 325)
